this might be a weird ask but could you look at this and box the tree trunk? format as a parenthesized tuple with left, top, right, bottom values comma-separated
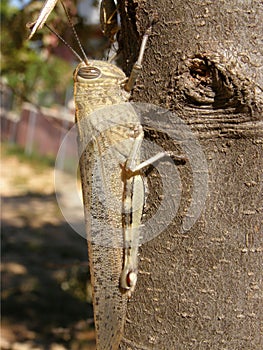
(118, 0, 263, 348)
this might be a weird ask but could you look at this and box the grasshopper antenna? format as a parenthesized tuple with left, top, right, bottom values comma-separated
(60, 0, 89, 64)
(45, 23, 84, 63)
(27, 20, 84, 63)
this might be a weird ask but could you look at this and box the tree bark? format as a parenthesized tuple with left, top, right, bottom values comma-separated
(118, 0, 263, 348)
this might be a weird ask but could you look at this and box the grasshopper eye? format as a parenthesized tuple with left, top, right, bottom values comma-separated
(78, 66, 101, 79)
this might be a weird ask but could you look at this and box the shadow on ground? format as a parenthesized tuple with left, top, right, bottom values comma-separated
(1, 193, 96, 350)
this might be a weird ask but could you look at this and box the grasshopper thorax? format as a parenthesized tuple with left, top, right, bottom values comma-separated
(74, 60, 130, 115)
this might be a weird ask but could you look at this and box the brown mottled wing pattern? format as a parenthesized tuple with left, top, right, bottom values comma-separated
(77, 103, 141, 349)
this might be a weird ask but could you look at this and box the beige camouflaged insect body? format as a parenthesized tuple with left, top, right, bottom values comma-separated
(74, 60, 144, 350)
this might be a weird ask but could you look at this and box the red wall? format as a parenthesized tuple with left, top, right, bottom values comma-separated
(1, 103, 77, 160)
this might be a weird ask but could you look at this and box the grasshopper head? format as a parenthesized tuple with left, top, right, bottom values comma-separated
(74, 60, 127, 86)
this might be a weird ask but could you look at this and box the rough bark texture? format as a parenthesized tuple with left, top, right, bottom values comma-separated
(117, 0, 263, 349)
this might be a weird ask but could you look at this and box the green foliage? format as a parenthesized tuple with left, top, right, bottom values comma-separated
(1, 0, 72, 107)
(2, 142, 56, 169)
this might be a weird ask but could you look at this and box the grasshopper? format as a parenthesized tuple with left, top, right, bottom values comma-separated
(100, 0, 119, 44)
(27, 1, 168, 349)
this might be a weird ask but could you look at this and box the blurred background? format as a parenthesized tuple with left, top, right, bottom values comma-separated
(1, 0, 114, 348)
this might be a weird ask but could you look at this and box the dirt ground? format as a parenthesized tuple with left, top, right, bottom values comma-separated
(1, 144, 96, 350)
